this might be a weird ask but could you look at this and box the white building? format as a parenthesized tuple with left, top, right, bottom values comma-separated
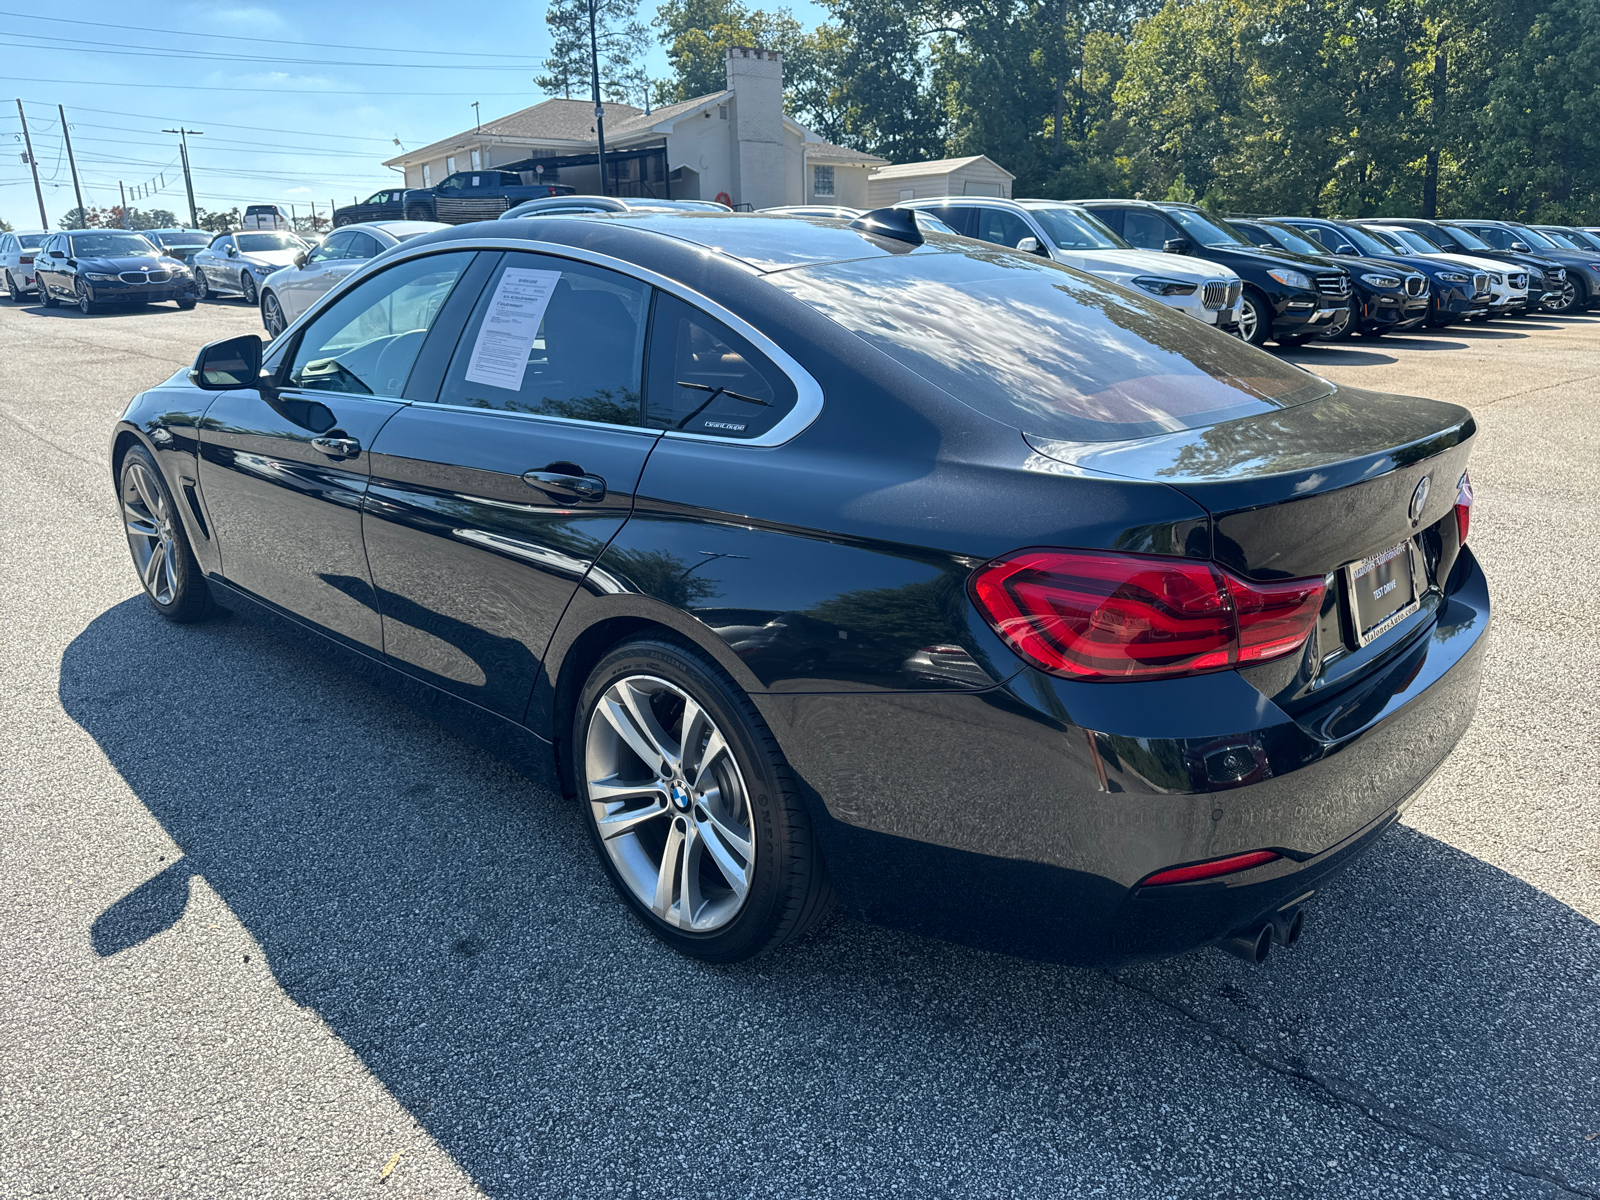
(384, 48, 888, 210)
(866, 156, 1016, 207)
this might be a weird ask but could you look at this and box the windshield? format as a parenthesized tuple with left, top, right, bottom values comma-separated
(1564, 228, 1600, 251)
(235, 233, 304, 253)
(771, 246, 1330, 442)
(150, 230, 209, 247)
(1359, 227, 1411, 253)
(1442, 225, 1493, 251)
(1261, 224, 1325, 256)
(1319, 225, 1391, 257)
(68, 232, 157, 257)
(1538, 229, 1581, 249)
(1166, 208, 1249, 247)
(1509, 225, 1558, 250)
(1381, 228, 1442, 254)
(1025, 206, 1125, 250)
(17, 234, 44, 249)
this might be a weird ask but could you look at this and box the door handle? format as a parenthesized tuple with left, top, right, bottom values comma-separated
(310, 435, 361, 458)
(522, 467, 606, 502)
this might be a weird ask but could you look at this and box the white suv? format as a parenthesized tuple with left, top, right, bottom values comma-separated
(900, 198, 1243, 330)
(1, 230, 48, 300)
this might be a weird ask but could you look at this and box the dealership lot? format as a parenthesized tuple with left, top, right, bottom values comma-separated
(1, 296, 1596, 1197)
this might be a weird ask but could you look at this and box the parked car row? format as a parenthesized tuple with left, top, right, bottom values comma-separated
(114, 206, 1494, 969)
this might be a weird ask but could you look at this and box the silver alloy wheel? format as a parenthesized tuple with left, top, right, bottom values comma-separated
(121, 459, 178, 606)
(1553, 280, 1577, 312)
(584, 674, 756, 932)
(76, 278, 94, 315)
(1319, 304, 1350, 340)
(1238, 295, 1261, 342)
(262, 291, 286, 337)
(241, 272, 258, 305)
(4, 270, 18, 302)
(194, 268, 209, 300)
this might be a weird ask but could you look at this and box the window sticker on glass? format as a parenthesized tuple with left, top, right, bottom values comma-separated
(463, 267, 562, 392)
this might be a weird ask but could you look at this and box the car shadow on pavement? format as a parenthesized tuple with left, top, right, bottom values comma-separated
(17, 304, 189, 319)
(1279, 345, 1401, 367)
(59, 598, 1600, 1199)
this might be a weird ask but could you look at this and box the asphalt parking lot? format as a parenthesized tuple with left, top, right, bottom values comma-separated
(1, 292, 1596, 1200)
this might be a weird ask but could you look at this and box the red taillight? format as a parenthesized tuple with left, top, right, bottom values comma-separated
(19, 255, 32, 265)
(968, 548, 1325, 681)
(1141, 850, 1282, 887)
(1454, 471, 1473, 544)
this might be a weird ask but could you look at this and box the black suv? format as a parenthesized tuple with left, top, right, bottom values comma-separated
(1446, 219, 1599, 313)
(1230, 219, 1428, 339)
(400, 171, 576, 224)
(1075, 200, 1350, 347)
(1384, 219, 1566, 313)
(1271, 217, 1491, 329)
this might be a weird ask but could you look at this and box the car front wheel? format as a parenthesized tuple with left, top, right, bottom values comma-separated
(574, 635, 833, 962)
(261, 290, 287, 337)
(75, 278, 97, 315)
(118, 445, 215, 622)
(240, 272, 258, 305)
(1237, 288, 1272, 346)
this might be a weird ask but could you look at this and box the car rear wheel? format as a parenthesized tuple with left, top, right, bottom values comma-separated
(75, 278, 97, 315)
(405, 205, 431, 222)
(333, 215, 352, 227)
(261, 290, 286, 337)
(1237, 288, 1272, 347)
(240, 272, 258, 305)
(176, 299, 197, 310)
(193, 268, 210, 300)
(575, 635, 833, 962)
(4, 270, 20, 302)
(118, 445, 215, 623)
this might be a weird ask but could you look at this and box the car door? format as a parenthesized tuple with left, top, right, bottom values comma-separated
(196, 250, 478, 650)
(33, 235, 58, 295)
(361, 250, 661, 718)
(1117, 208, 1182, 252)
(199, 236, 237, 293)
(968, 207, 1038, 251)
(277, 229, 361, 323)
(432, 173, 470, 222)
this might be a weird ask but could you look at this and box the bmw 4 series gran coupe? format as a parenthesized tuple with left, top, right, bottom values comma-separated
(110, 209, 1488, 967)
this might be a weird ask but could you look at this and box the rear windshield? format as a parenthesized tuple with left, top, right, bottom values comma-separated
(771, 247, 1331, 441)
(17, 234, 44, 249)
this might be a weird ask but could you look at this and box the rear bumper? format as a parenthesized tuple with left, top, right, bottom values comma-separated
(764, 547, 1489, 965)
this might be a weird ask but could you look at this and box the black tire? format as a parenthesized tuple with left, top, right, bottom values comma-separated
(3, 270, 20, 302)
(573, 635, 834, 962)
(1317, 302, 1356, 342)
(261, 290, 287, 338)
(176, 299, 197, 310)
(194, 268, 210, 301)
(1274, 334, 1318, 348)
(333, 215, 352, 227)
(240, 272, 258, 305)
(76, 278, 98, 315)
(39, 275, 59, 308)
(1237, 287, 1273, 347)
(405, 205, 431, 222)
(117, 444, 215, 623)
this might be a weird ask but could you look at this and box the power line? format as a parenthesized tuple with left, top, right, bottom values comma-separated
(5, 77, 533, 98)
(6, 31, 541, 71)
(8, 101, 409, 143)
(0, 9, 548, 59)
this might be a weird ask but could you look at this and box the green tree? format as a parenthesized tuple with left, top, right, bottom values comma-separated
(0, 216, 12, 233)
(538, 0, 653, 106)
(653, 0, 807, 104)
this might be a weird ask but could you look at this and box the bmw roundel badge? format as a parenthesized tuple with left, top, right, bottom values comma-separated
(1409, 476, 1431, 524)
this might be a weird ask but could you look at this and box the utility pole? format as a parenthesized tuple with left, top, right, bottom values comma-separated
(162, 127, 202, 228)
(119, 181, 130, 228)
(15, 100, 48, 229)
(472, 100, 480, 133)
(58, 105, 85, 227)
(588, 0, 608, 196)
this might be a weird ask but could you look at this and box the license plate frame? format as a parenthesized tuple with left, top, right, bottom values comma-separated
(1345, 538, 1421, 648)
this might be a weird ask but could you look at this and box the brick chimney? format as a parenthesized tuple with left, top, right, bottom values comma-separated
(726, 46, 785, 210)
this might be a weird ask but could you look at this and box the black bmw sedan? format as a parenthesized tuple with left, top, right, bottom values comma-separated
(110, 211, 1489, 967)
(36, 229, 198, 313)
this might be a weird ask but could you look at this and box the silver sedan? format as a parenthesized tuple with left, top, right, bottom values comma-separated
(191, 231, 309, 307)
(258, 220, 447, 337)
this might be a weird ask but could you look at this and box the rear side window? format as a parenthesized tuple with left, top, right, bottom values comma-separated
(772, 248, 1331, 442)
(645, 293, 797, 439)
(435, 252, 649, 425)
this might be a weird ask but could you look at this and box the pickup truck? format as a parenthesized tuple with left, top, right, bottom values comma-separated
(389, 171, 576, 225)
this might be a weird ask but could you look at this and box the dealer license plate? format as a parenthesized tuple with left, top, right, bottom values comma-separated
(1345, 539, 1421, 647)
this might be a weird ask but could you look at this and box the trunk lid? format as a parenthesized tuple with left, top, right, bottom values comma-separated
(1025, 385, 1475, 702)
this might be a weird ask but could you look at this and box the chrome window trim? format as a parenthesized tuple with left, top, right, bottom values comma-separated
(263, 236, 824, 449)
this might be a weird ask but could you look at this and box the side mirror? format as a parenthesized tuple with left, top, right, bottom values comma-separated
(294, 250, 309, 268)
(1163, 238, 1191, 255)
(225, 244, 239, 257)
(50, 249, 66, 259)
(1335, 243, 1357, 255)
(1510, 241, 1531, 253)
(1016, 236, 1048, 255)
(189, 334, 263, 391)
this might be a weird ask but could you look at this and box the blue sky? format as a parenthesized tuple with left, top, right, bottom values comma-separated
(1, 0, 827, 230)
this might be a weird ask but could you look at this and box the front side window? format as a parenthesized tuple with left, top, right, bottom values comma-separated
(210, 235, 234, 253)
(772, 248, 1330, 443)
(1121, 210, 1176, 251)
(1262, 223, 1326, 256)
(287, 252, 474, 397)
(645, 293, 797, 439)
(1467, 225, 1514, 249)
(1027, 207, 1124, 250)
(436, 253, 649, 424)
(308, 231, 355, 263)
(1510, 225, 1558, 250)
(812, 165, 835, 197)
(346, 231, 382, 258)
(970, 208, 1035, 249)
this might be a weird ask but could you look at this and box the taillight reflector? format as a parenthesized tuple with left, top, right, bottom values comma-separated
(968, 548, 1325, 681)
(1141, 850, 1281, 886)
(1454, 471, 1473, 545)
